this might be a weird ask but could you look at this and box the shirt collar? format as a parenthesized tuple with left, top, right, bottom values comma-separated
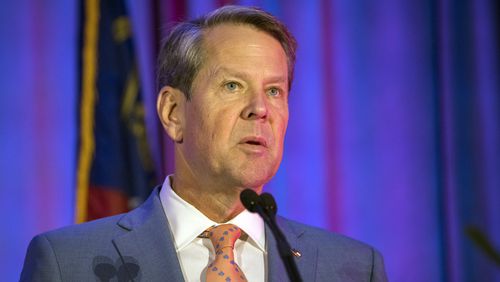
(159, 175, 266, 253)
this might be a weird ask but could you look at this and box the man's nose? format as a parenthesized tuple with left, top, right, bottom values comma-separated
(241, 90, 268, 120)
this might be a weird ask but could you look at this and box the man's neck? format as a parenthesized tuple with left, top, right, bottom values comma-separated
(171, 174, 260, 223)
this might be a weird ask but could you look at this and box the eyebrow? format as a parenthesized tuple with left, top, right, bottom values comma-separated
(208, 66, 288, 85)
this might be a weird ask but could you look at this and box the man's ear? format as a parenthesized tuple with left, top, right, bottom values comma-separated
(157, 86, 185, 143)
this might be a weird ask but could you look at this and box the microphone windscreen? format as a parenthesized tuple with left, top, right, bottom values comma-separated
(240, 189, 260, 213)
(260, 193, 277, 215)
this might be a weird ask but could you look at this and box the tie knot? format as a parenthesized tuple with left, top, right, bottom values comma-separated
(208, 224, 241, 252)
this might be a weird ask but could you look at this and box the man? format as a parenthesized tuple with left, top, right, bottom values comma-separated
(21, 6, 387, 281)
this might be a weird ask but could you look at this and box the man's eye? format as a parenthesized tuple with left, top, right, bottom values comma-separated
(267, 88, 280, 97)
(224, 82, 239, 91)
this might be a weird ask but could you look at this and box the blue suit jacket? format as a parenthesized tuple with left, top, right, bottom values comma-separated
(20, 188, 388, 281)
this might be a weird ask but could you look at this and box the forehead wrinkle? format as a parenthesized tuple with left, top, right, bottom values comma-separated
(204, 64, 223, 81)
(263, 75, 287, 85)
(207, 65, 287, 86)
(206, 65, 251, 81)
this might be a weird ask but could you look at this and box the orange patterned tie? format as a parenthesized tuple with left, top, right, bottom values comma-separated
(206, 224, 248, 282)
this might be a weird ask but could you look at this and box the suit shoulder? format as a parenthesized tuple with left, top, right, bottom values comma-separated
(41, 214, 126, 244)
(278, 217, 388, 281)
(278, 216, 376, 253)
(21, 214, 128, 281)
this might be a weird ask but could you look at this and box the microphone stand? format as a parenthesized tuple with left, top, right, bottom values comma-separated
(241, 190, 302, 282)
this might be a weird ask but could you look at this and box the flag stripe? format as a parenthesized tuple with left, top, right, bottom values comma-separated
(75, 0, 100, 223)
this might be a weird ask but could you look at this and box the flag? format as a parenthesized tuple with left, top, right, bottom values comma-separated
(76, 0, 156, 222)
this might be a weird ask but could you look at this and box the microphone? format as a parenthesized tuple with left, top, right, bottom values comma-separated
(240, 189, 260, 213)
(240, 189, 302, 282)
(260, 192, 277, 216)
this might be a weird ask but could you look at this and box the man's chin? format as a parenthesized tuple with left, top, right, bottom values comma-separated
(238, 179, 267, 190)
(234, 169, 277, 189)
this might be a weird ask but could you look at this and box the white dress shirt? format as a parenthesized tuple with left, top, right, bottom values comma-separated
(159, 175, 266, 282)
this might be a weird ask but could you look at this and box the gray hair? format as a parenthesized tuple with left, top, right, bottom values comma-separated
(156, 5, 297, 99)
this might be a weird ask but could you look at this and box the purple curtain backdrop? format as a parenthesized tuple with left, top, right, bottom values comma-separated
(0, 0, 77, 280)
(1, 0, 499, 281)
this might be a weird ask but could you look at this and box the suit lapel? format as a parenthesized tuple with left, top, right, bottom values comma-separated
(112, 187, 185, 282)
(267, 217, 318, 282)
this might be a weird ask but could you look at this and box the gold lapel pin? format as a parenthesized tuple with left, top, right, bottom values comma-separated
(291, 248, 302, 258)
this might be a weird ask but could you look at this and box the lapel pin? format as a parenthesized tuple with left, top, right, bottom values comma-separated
(291, 248, 301, 258)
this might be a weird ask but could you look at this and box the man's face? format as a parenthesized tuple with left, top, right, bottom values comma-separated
(179, 23, 289, 189)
